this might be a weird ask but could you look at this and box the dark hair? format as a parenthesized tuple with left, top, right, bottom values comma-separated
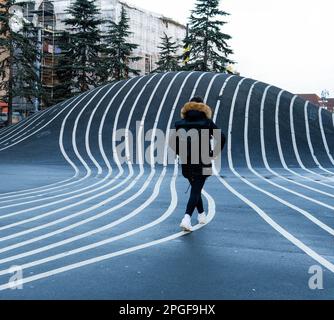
(190, 96, 204, 103)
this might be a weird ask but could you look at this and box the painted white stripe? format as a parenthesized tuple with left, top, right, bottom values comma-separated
(0, 90, 100, 199)
(0, 100, 84, 198)
(213, 76, 235, 120)
(227, 79, 247, 162)
(304, 101, 334, 175)
(0, 73, 182, 248)
(0, 77, 150, 218)
(214, 173, 334, 273)
(0, 76, 159, 230)
(0, 170, 216, 291)
(0, 72, 219, 290)
(275, 93, 334, 188)
(0, 88, 115, 209)
(0, 100, 63, 140)
(244, 84, 334, 234)
(0, 72, 218, 279)
(0, 83, 128, 207)
(0, 86, 104, 209)
(212, 78, 334, 274)
(257, 87, 334, 199)
(0, 82, 124, 205)
(0, 107, 52, 143)
(289, 96, 334, 181)
(318, 107, 334, 167)
(0, 88, 101, 153)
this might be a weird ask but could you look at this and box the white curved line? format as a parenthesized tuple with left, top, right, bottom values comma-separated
(257, 87, 334, 199)
(0, 77, 151, 215)
(318, 107, 334, 167)
(215, 173, 334, 273)
(213, 78, 334, 273)
(0, 167, 215, 291)
(289, 96, 334, 180)
(0, 90, 99, 198)
(0, 82, 124, 205)
(0, 100, 83, 198)
(0, 72, 218, 291)
(244, 83, 334, 233)
(0, 90, 96, 153)
(0, 107, 51, 142)
(0, 72, 203, 262)
(0, 76, 157, 226)
(304, 102, 334, 175)
(0, 73, 181, 246)
(275, 94, 334, 188)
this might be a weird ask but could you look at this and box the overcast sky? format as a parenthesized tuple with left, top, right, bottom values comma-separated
(126, 0, 333, 96)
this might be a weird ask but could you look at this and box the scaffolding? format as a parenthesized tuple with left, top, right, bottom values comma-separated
(10, 0, 186, 113)
(7, 0, 60, 113)
(30, 0, 61, 109)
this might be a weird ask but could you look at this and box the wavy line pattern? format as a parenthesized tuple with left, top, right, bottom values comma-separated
(0, 71, 333, 294)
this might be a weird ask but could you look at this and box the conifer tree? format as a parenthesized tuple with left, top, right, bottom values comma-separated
(155, 33, 180, 72)
(185, 0, 234, 72)
(104, 6, 140, 81)
(62, 0, 105, 93)
(0, 0, 41, 125)
(53, 31, 74, 103)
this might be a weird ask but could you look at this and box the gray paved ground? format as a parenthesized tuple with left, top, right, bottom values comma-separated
(0, 72, 333, 299)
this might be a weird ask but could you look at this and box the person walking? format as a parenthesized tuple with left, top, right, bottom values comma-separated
(170, 96, 226, 232)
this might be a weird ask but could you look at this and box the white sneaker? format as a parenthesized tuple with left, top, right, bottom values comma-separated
(197, 212, 207, 224)
(180, 214, 192, 232)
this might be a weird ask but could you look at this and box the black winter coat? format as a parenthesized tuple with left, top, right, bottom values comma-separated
(171, 101, 226, 179)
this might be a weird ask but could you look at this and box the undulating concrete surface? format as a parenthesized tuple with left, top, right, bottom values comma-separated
(0, 72, 334, 299)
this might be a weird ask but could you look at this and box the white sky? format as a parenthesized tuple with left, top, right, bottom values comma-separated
(126, 0, 334, 95)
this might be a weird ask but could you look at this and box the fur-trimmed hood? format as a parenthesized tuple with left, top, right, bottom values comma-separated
(181, 102, 213, 119)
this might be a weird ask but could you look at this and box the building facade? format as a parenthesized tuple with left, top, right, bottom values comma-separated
(1, 0, 186, 115)
(50, 0, 186, 75)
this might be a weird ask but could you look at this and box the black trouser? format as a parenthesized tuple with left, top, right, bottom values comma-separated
(185, 176, 207, 216)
